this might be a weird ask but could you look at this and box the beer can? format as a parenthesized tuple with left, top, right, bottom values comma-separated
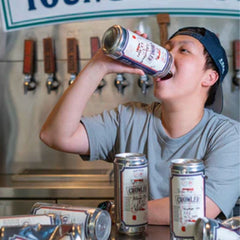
(0, 214, 61, 228)
(31, 202, 111, 240)
(170, 158, 205, 240)
(102, 25, 173, 79)
(114, 153, 148, 235)
(0, 224, 84, 240)
(194, 216, 240, 240)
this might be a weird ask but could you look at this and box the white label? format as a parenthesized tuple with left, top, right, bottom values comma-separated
(171, 173, 205, 238)
(215, 225, 240, 240)
(123, 30, 169, 72)
(121, 165, 148, 226)
(0, 215, 52, 228)
(33, 207, 87, 225)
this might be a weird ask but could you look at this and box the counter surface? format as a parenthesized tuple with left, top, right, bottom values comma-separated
(111, 225, 170, 240)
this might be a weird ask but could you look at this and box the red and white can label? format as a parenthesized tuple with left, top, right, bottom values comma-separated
(33, 206, 88, 225)
(171, 173, 205, 238)
(119, 30, 170, 75)
(121, 166, 148, 226)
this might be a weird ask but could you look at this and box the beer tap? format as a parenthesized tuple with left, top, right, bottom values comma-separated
(90, 37, 106, 93)
(138, 74, 152, 95)
(23, 39, 37, 94)
(43, 38, 59, 94)
(67, 38, 79, 85)
(114, 73, 129, 94)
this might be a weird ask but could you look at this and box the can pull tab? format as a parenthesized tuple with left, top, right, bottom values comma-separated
(67, 38, 79, 85)
(90, 37, 106, 94)
(43, 38, 59, 94)
(23, 40, 37, 94)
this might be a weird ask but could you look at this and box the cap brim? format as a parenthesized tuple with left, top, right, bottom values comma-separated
(206, 84, 223, 114)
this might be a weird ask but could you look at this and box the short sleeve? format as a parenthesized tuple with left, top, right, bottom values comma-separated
(204, 119, 240, 218)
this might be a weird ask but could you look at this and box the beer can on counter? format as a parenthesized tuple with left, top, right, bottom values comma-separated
(0, 224, 84, 240)
(0, 214, 61, 228)
(31, 202, 111, 240)
(114, 153, 148, 235)
(194, 216, 240, 240)
(170, 158, 205, 240)
(102, 25, 173, 79)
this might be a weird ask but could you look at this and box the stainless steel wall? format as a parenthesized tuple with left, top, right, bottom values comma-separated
(0, 15, 239, 174)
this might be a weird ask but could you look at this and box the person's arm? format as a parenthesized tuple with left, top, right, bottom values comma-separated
(148, 196, 220, 225)
(40, 49, 144, 154)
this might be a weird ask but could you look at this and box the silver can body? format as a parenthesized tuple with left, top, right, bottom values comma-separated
(114, 153, 148, 235)
(31, 202, 111, 240)
(102, 25, 172, 78)
(194, 217, 240, 240)
(170, 159, 205, 240)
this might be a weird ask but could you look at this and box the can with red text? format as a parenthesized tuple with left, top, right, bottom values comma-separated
(170, 158, 205, 240)
(102, 25, 173, 79)
(114, 153, 148, 235)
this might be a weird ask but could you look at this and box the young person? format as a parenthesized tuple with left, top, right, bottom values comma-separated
(40, 27, 240, 225)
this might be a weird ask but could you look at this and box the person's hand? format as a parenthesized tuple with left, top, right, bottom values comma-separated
(134, 30, 148, 39)
(89, 48, 145, 76)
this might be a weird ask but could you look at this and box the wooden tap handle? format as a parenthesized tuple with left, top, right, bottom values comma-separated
(157, 13, 170, 45)
(90, 37, 100, 57)
(43, 38, 55, 73)
(67, 38, 78, 74)
(233, 40, 240, 71)
(23, 40, 34, 74)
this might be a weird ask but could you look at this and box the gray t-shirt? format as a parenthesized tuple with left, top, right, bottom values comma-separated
(81, 102, 240, 218)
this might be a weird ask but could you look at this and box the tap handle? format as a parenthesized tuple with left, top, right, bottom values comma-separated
(43, 38, 55, 74)
(23, 40, 34, 75)
(233, 40, 240, 86)
(90, 36, 100, 57)
(67, 38, 78, 85)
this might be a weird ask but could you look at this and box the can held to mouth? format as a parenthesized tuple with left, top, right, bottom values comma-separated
(102, 25, 173, 79)
(194, 216, 240, 240)
(170, 158, 206, 240)
(114, 153, 148, 235)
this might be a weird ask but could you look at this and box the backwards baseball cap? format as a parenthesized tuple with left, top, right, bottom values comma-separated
(169, 27, 229, 113)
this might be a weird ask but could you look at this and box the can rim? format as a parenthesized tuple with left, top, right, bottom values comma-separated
(115, 152, 145, 160)
(102, 25, 122, 54)
(171, 158, 203, 165)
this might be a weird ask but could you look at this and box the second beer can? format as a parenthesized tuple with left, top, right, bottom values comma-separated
(170, 158, 206, 240)
(114, 153, 148, 235)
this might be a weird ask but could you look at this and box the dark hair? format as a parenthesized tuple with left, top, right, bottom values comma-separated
(203, 49, 219, 106)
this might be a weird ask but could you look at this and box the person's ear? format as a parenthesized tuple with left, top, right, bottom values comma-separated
(202, 69, 219, 87)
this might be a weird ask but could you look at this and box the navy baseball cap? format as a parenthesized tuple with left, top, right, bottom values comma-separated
(170, 27, 229, 113)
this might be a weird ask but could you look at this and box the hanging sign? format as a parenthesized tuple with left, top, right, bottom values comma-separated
(0, 0, 239, 31)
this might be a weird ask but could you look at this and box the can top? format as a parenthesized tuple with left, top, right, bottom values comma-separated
(194, 217, 210, 240)
(102, 25, 122, 54)
(170, 158, 204, 173)
(88, 208, 111, 240)
(114, 152, 147, 165)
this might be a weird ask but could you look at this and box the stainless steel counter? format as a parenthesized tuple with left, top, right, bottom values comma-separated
(0, 174, 114, 199)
